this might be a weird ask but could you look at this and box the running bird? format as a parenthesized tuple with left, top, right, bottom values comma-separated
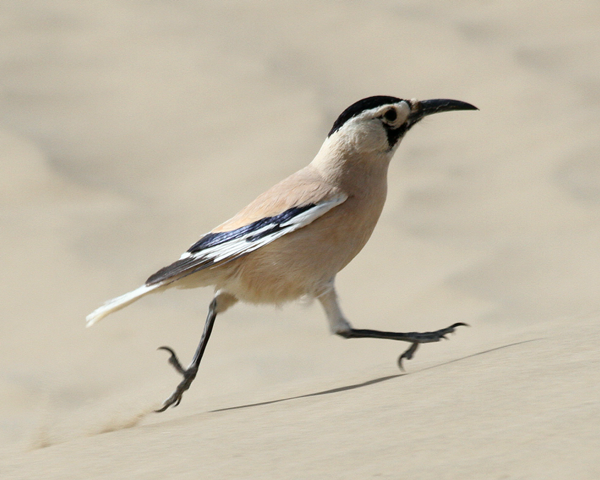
(87, 96, 477, 412)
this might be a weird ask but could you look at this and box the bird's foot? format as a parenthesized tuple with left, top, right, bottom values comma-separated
(398, 322, 468, 370)
(155, 346, 198, 412)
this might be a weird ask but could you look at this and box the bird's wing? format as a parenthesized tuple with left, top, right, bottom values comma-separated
(146, 192, 347, 285)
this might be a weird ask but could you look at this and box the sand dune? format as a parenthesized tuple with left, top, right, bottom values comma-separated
(1, 1, 600, 478)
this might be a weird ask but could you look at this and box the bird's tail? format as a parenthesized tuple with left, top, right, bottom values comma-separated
(86, 283, 163, 327)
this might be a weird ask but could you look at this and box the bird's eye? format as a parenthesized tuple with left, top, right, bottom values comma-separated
(383, 108, 397, 122)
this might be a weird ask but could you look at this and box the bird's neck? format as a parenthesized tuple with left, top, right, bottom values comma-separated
(310, 138, 393, 198)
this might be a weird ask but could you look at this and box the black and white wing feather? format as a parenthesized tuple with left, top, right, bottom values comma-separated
(145, 193, 348, 286)
(85, 194, 347, 327)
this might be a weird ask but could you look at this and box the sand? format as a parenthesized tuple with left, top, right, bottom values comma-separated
(1, 1, 600, 478)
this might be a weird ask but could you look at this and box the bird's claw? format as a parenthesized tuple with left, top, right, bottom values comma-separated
(157, 346, 186, 374)
(440, 322, 469, 336)
(155, 346, 198, 412)
(397, 322, 469, 370)
(398, 342, 419, 371)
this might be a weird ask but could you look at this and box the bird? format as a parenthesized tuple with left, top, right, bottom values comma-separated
(87, 95, 477, 412)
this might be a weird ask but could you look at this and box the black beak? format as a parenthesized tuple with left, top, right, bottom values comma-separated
(410, 98, 478, 123)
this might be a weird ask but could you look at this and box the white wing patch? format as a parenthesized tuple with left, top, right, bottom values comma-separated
(145, 193, 348, 286)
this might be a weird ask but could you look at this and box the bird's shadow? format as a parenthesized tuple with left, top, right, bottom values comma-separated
(210, 338, 540, 413)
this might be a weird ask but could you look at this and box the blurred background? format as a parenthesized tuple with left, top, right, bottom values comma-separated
(1, 0, 600, 475)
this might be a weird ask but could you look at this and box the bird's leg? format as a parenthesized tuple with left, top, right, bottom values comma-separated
(337, 323, 468, 370)
(155, 297, 218, 412)
(318, 284, 467, 370)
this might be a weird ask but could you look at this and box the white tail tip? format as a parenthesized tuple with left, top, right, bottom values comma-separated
(86, 284, 160, 327)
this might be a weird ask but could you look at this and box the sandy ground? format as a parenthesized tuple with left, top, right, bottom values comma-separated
(1, 1, 600, 478)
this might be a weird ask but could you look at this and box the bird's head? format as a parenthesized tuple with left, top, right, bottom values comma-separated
(326, 96, 478, 155)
